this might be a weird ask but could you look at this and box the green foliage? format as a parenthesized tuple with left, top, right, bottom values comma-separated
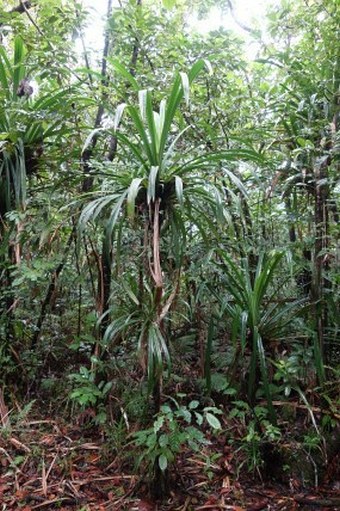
(162, 0, 177, 9)
(0, 0, 339, 495)
(77, 59, 261, 399)
(229, 401, 281, 473)
(133, 398, 222, 474)
(0, 37, 73, 214)
(207, 373, 237, 396)
(273, 342, 315, 397)
(215, 249, 310, 422)
(69, 365, 112, 422)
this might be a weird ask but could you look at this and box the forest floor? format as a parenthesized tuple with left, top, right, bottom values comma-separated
(0, 416, 339, 511)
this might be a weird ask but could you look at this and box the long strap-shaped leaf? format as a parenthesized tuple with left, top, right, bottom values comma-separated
(13, 37, 26, 99)
(158, 60, 206, 160)
(145, 90, 159, 164)
(0, 49, 10, 99)
(127, 177, 144, 220)
(127, 104, 155, 165)
(253, 252, 284, 305)
(115, 132, 148, 171)
(176, 149, 264, 177)
(108, 57, 139, 92)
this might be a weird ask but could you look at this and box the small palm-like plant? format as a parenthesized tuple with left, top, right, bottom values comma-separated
(79, 60, 262, 404)
(217, 250, 308, 423)
(0, 36, 73, 342)
(0, 37, 69, 216)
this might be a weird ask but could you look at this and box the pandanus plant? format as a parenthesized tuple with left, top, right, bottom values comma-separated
(79, 60, 263, 407)
(0, 36, 73, 341)
(78, 59, 263, 495)
(216, 250, 309, 423)
(0, 37, 70, 219)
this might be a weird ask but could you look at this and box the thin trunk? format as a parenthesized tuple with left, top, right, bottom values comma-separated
(80, 0, 112, 356)
(152, 198, 163, 312)
(99, 232, 112, 342)
(286, 196, 312, 297)
(73, 224, 82, 338)
(0, 211, 16, 347)
(196, 305, 206, 378)
(129, 0, 142, 76)
(285, 196, 296, 243)
(150, 198, 163, 408)
(242, 197, 258, 281)
(311, 156, 330, 362)
(31, 226, 75, 349)
(95, 0, 143, 350)
(81, 0, 112, 193)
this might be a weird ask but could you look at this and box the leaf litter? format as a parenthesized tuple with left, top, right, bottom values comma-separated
(0, 417, 339, 511)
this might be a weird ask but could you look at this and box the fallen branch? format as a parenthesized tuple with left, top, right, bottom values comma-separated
(294, 494, 340, 507)
(260, 399, 340, 420)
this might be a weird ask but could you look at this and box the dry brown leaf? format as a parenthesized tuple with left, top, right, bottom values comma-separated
(138, 498, 156, 511)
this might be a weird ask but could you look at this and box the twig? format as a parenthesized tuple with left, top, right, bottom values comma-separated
(45, 453, 58, 485)
(20, 0, 44, 36)
(195, 505, 232, 510)
(262, 400, 340, 420)
(31, 497, 77, 509)
(41, 457, 47, 497)
(9, 437, 31, 453)
(0, 388, 10, 427)
(129, 0, 142, 76)
(180, 496, 191, 511)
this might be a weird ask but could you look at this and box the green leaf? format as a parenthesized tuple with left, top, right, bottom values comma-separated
(13, 36, 26, 97)
(122, 281, 140, 306)
(203, 59, 213, 75)
(0, 51, 10, 98)
(180, 72, 190, 107)
(128, 104, 155, 164)
(154, 415, 164, 433)
(159, 434, 169, 447)
(162, 0, 176, 8)
(195, 412, 203, 425)
(159, 454, 168, 471)
(109, 58, 139, 91)
(138, 89, 148, 123)
(127, 177, 143, 220)
(147, 166, 159, 204)
(175, 175, 183, 205)
(81, 128, 104, 154)
(114, 103, 126, 131)
(205, 412, 221, 430)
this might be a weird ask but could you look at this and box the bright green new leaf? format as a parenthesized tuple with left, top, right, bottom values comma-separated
(205, 412, 221, 430)
(127, 177, 143, 220)
(114, 103, 127, 132)
(162, 0, 176, 9)
(159, 454, 168, 471)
